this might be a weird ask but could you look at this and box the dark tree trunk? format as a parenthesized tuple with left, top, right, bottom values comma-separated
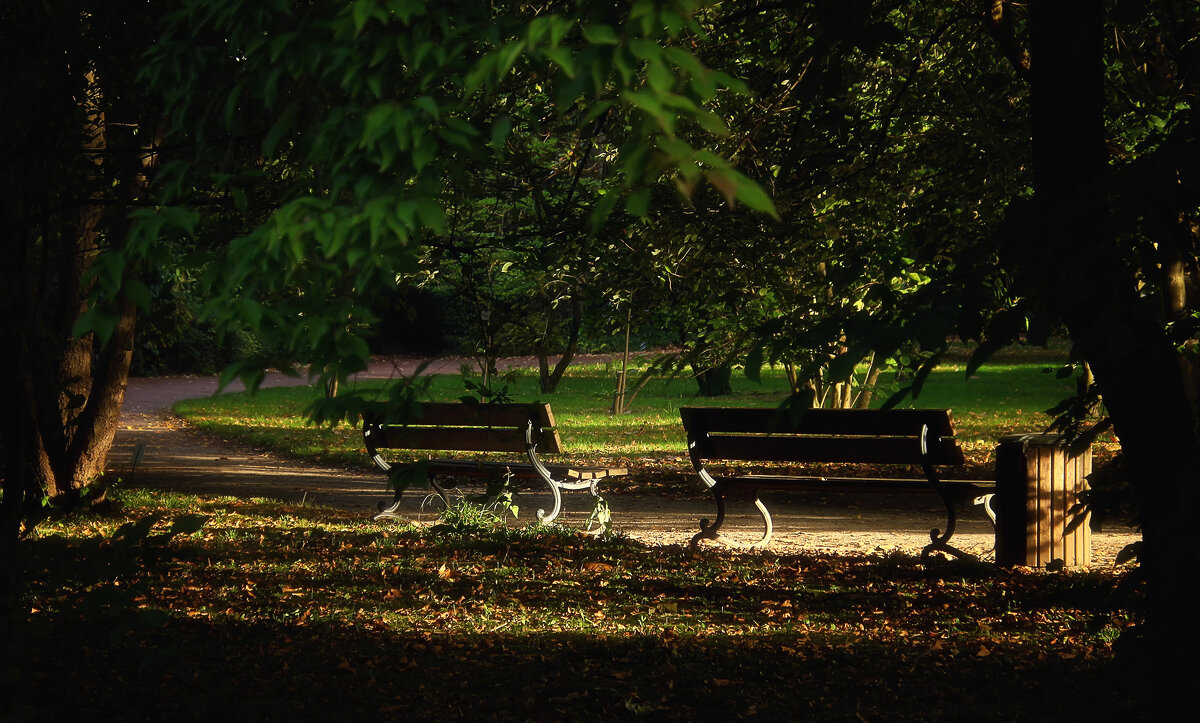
(0, 15, 140, 535)
(692, 364, 734, 397)
(536, 297, 582, 394)
(1028, 0, 1200, 702)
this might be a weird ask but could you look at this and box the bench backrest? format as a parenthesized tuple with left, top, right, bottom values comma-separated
(679, 407, 965, 466)
(368, 402, 563, 454)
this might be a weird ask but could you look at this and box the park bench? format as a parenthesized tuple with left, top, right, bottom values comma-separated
(363, 402, 626, 524)
(680, 406, 996, 557)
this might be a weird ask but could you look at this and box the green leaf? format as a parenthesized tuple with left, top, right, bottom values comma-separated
(123, 279, 152, 312)
(582, 24, 620, 46)
(707, 169, 778, 218)
(490, 116, 512, 149)
(413, 95, 439, 118)
(588, 192, 620, 235)
(352, 0, 374, 33)
(223, 81, 244, 130)
(622, 90, 671, 133)
(497, 40, 526, 78)
(734, 178, 779, 219)
(464, 54, 496, 94)
(237, 298, 263, 328)
(157, 205, 198, 236)
(412, 137, 436, 172)
(694, 109, 728, 137)
(263, 102, 298, 157)
(647, 59, 674, 93)
(625, 188, 652, 217)
(361, 104, 397, 148)
(542, 45, 576, 77)
(415, 197, 446, 234)
(660, 10, 685, 38)
(908, 354, 942, 401)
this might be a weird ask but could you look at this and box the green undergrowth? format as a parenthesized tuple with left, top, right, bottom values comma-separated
(172, 349, 1097, 493)
(8, 485, 1138, 720)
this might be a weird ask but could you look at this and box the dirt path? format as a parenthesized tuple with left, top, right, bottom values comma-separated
(107, 356, 1141, 566)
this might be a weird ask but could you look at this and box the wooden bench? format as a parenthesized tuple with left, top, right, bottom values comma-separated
(680, 406, 996, 557)
(363, 402, 626, 524)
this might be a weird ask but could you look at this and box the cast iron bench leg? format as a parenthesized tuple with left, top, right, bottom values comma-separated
(373, 495, 405, 521)
(691, 488, 727, 548)
(916, 424, 978, 560)
(525, 420, 569, 524)
(537, 479, 565, 524)
(690, 484, 774, 549)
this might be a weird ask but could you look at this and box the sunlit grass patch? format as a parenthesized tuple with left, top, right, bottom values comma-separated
(172, 347, 1097, 487)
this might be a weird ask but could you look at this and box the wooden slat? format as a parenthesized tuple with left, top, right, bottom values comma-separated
(698, 433, 965, 466)
(563, 466, 628, 480)
(717, 474, 991, 494)
(375, 427, 528, 453)
(1075, 452, 1093, 566)
(369, 402, 563, 454)
(680, 407, 957, 437)
(423, 459, 627, 480)
(411, 402, 544, 428)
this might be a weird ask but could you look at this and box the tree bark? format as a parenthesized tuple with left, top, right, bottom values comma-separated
(1, 15, 141, 527)
(537, 296, 582, 394)
(1028, 0, 1199, 703)
(853, 352, 883, 409)
(692, 364, 734, 396)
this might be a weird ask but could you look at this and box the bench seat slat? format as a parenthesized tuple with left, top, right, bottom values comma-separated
(373, 427, 530, 453)
(420, 459, 627, 480)
(680, 407, 957, 437)
(699, 434, 966, 466)
(715, 474, 992, 496)
(407, 402, 555, 429)
(367, 402, 563, 454)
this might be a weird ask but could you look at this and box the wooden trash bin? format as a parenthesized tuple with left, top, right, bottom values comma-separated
(994, 434, 1092, 568)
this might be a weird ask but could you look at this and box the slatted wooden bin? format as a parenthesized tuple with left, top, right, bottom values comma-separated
(994, 434, 1092, 568)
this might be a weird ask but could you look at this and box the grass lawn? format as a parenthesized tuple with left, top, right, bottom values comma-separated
(172, 344, 1103, 492)
(10, 486, 1138, 720)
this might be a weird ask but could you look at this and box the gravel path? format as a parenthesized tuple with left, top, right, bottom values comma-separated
(107, 356, 1141, 567)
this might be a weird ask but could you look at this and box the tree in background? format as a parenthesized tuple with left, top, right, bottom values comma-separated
(608, 1, 1030, 401)
(411, 84, 623, 393)
(0, 2, 171, 535)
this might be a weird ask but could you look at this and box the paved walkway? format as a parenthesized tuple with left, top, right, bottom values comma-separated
(107, 357, 1141, 565)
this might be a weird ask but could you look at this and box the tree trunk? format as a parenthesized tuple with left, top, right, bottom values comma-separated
(853, 352, 883, 409)
(538, 297, 582, 394)
(692, 364, 734, 396)
(1028, 0, 1199, 703)
(1, 28, 139, 530)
